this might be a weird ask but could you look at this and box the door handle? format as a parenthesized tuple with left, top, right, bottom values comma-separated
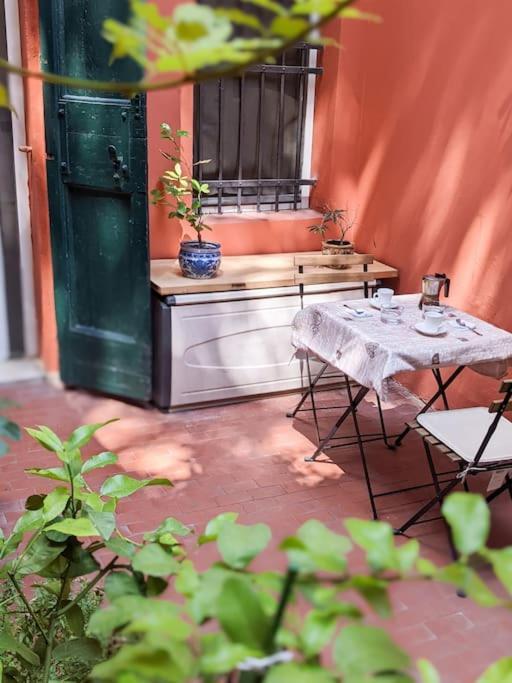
(107, 145, 129, 180)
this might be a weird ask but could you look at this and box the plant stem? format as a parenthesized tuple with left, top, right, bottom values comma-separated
(265, 567, 298, 652)
(239, 568, 298, 683)
(57, 556, 118, 617)
(7, 573, 49, 644)
(42, 620, 57, 683)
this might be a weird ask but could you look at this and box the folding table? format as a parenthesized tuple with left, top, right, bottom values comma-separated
(291, 294, 512, 519)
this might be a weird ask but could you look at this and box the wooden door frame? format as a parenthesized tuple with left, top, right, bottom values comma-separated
(0, 0, 37, 360)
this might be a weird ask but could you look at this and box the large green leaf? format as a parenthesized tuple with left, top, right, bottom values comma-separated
(105, 572, 142, 601)
(198, 511, 238, 544)
(0, 629, 40, 665)
(334, 625, 411, 680)
(25, 466, 69, 482)
(63, 602, 85, 636)
(91, 638, 193, 682)
(53, 637, 103, 662)
(265, 664, 336, 683)
(100, 474, 172, 498)
(106, 534, 138, 558)
(175, 559, 200, 597)
(122, 600, 192, 640)
(132, 543, 180, 577)
(47, 517, 99, 537)
(345, 518, 396, 571)
(441, 493, 490, 556)
(144, 517, 192, 545)
(12, 508, 44, 535)
(281, 520, 351, 573)
(217, 522, 271, 569)
(483, 547, 512, 595)
(82, 451, 118, 474)
(88, 511, 116, 540)
(217, 576, 270, 649)
(348, 576, 392, 618)
(435, 563, 501, 607)
(417, 659, 441, 683)
(88, 596, 147, 640)
(43, 487, 69, 521)
(199, 632, 258, 675)
(25, 425, 63, 454)
(300, 606, 347, 656)
(15, 536, 66, 576)
(477, 657, 512, 683)
(65, 420, 118, 450)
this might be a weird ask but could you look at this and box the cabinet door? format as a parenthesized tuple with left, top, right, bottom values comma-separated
(170, 287, 364, 406)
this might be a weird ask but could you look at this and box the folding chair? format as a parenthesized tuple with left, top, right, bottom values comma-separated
(395, 378, 512, 548)
(287, 253, 393, 448)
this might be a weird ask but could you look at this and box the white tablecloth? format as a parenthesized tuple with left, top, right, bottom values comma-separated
(292, 294, 512, 398)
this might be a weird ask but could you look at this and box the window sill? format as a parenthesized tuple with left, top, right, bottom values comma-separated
(204, 209, 322, 225)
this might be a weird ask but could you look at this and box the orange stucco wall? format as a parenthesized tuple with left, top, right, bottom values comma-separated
(19, 0, 59, 373)
(23, 1, 512, 407)
(310, 1, 512, 406)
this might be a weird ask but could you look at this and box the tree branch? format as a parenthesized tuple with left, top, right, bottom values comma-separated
(0, 0, 356, 95)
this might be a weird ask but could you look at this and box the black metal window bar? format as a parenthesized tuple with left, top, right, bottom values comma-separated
(194, 43, 322, 213)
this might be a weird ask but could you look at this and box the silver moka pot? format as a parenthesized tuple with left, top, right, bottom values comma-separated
(420, 273, 450, 308)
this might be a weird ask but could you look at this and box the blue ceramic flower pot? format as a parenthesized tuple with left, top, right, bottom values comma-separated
(179, 240, 222, 279)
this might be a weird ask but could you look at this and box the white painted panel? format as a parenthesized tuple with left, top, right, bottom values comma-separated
(5, 0, 37, 356)
(170, 285, 366, 406)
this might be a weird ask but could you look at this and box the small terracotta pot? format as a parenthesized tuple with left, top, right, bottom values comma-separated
(321, 239, 354, 269)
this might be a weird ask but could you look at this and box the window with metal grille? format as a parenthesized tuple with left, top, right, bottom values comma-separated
(194, 42, 322, 213)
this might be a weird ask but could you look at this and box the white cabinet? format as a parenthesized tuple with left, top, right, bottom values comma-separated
(162, 283, 371, 408)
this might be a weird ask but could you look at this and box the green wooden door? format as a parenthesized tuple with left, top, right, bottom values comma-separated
(41, 0, 151, 401)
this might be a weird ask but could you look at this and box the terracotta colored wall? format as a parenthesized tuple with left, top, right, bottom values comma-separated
(147, 5, 323, 258)
(19, 0, 59, 373)
(311, 0, 512, 406)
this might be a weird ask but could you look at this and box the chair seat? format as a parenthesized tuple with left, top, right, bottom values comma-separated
(418, 408, 512, 464)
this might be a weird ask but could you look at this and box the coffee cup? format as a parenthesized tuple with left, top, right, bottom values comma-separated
(373, 288, 394, 306)
(424, 311, 445, 333)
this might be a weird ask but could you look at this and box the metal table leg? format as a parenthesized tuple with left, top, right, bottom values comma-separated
(394, 365, 466, 447)
(304, 386, 370, 462)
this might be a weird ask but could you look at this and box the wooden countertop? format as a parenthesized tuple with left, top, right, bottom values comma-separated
(151, 252, 398, 296)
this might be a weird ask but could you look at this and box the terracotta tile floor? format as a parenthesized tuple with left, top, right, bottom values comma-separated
(2, 378, 512, 681)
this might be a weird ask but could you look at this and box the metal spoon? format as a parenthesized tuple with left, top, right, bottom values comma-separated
(344, 304, 366, 316)
(456, 318, 483, 336)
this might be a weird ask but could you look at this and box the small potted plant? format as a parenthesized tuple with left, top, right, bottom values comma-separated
(308, 206, 356, 268)
(151, 123, 221, 279)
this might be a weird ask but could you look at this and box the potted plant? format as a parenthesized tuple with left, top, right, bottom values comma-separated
(308, 206, 356, 268)
(151, 123, 221, 279)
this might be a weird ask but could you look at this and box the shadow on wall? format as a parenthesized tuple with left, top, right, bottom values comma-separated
(312, 0, 512, 406)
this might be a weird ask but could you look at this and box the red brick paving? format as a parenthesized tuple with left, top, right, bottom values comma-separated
(2, 378, 512, 681)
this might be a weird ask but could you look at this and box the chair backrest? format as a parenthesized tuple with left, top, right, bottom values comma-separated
(293, 254, 374, 286)
(471, 379, 512, 466)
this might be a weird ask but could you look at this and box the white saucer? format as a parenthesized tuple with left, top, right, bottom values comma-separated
(413, 322, 447, 337)
(370, 300, 399, 310)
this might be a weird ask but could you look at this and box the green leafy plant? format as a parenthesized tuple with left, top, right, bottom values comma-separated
(85, 493, 512, 682)
(151, 123, 212, 245)
(308, 206, 356, 245)
(0, 420, 174, 682)
(2, 422, 512, 682)
(0, 399, 20, 456)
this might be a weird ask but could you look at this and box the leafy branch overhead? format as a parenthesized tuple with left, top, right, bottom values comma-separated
(0, 0, 379, 108)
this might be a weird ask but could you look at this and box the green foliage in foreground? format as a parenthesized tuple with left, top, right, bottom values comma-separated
(0, 399, 20, 456)
(0, 422, 512, 682)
